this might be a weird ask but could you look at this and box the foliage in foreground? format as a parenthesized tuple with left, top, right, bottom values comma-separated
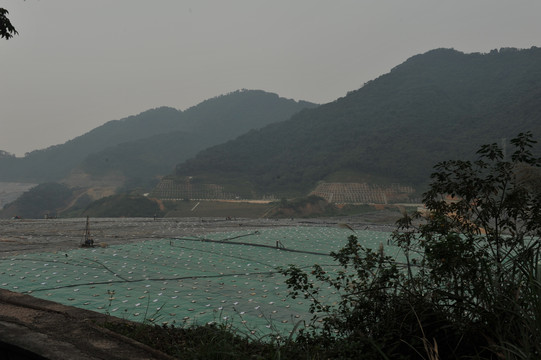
(0, 8, 17, 40)
(282, 132, 541, 359)
(103, 321, 326, 360)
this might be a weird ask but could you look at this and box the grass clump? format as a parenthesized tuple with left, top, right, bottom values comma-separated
(102, 321, 331, 359)
(103, 322, 265, 359)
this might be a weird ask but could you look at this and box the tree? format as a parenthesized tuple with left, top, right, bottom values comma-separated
(1, 8, 18, 40)
(281, 132, 541, 359)
(405, 131, 541, 357)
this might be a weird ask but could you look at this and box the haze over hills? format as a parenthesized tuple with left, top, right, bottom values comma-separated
(171, 47, 541, 198)
(78, 90, 316, 190)
(0, 107, 180, 182)
(3, 47, 541, 218)
(0, 90, 317, 186)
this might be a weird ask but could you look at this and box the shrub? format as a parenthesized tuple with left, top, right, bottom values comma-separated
(281, 132, 541, 359)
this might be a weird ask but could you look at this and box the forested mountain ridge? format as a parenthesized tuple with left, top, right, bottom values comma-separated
(0, 106, 180, 182)
(0, 90, 317, 184)
(174, 48, 541, 197)
(78, 90, 317, 189)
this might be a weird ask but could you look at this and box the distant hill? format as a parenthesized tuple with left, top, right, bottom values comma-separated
(173, 48, 541, 197)
(0, 183, 75, 219)
(0, 90, 317, 218)
(79, 90, 317, 189)
(0, 182, 36, 209)
(0, 90, 317, 186)
(0, 107, 182, 183)
(79, 194, 163, 218)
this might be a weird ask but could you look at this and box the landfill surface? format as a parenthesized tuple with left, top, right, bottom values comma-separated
(0, 215, 399, 337)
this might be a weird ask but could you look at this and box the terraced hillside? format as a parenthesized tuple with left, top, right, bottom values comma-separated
(310, 183, 416, 204)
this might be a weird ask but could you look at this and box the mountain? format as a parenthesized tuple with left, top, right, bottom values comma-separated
(0, 183, 76, 219)
(78, 90, 316, 189)
(172, 47, 541, 197)
(0, 90, 317, 186)
(0, 107, 181, 182)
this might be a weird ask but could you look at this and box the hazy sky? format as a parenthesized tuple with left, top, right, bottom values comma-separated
(2, 1, 541, 156)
